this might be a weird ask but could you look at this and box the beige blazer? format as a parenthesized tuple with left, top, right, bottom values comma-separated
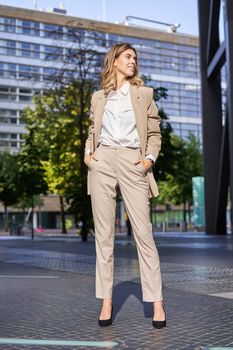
(85, 84, 162, 197)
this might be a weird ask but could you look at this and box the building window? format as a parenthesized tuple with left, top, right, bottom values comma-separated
(0, 108, 18, 125)
(43, 45, 64, 61)
(0, 62, 17, 79)
(18, 88, 33, 102)
(9, 63, 17, 78)
(18, 20, 40, 36)
(0, 17, 16, 33)
(0, 40, 16, 56)
(43, 24, 63, 39)
(43, 67, 60, 81)
(18, 65, 41, 81)
(20, 42, 31, 57)
(0, 117, 17, 124)
(7, 41, 16, 55)
(0, 87, 16, 101)
(18, 42, 40, 59)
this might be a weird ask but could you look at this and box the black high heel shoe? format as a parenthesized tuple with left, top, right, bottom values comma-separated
(152, 310, 166, 329)
(98, 306, 113, 327)
(152, 319, 166, 329)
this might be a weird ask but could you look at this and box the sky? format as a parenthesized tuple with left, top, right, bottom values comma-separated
(1, 0, 199, 36)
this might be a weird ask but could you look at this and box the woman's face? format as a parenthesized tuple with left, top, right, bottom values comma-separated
(113, 49, 137, 78)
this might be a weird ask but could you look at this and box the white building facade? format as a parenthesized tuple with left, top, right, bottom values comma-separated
(0, 5, 201, 151)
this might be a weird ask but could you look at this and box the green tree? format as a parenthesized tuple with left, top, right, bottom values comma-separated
(142, 76, 177, 182)
(38, 34, 101, 240)
(0, 151, 20, 231)
(21, 30, 102, 240)
(17, 129, 48, 239)
(153, 109, 177, 182)
(22, 79, 96, 241)
(159, 133, 203, 228)
(42, 160, 68, 234)
(143, 76, 203, 229)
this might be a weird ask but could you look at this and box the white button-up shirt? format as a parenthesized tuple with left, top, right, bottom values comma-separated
(99, 81, 140, 148)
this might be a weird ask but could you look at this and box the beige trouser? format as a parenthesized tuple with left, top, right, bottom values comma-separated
(89, 144, 163, 302)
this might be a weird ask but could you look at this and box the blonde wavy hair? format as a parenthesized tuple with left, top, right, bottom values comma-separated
(100, 43, 144, 95)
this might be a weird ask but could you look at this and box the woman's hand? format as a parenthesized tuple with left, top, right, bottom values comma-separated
(135, 159, 153, 172)
(84, 154, 93, 167)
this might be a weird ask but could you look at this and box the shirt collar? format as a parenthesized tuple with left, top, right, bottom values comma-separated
(108, 81, 130, 98)
(119, 81, 130, 96)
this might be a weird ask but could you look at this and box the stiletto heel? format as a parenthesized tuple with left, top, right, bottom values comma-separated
(98, 306, 113, 327)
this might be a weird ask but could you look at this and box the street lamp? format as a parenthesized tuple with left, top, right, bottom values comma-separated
(125, 16, 180, 33)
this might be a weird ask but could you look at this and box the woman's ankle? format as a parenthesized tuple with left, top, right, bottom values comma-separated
(102, 298, 112, 306)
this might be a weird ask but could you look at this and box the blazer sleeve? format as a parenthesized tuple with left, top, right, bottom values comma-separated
(84, 93, 95, 155)
(145, 88, 162, 161)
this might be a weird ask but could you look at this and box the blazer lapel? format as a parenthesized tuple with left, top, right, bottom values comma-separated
(130, 85, 146, 156)
(94, 92, 106, 150)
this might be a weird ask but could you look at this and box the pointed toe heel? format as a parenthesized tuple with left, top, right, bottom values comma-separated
(152, 319, 166, 329)
(98, 306, 113, 327)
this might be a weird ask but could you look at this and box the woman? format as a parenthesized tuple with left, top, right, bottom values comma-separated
(84, 43, 166, 329)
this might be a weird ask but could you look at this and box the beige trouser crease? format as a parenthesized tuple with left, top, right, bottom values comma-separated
(89, 144, 163, 302)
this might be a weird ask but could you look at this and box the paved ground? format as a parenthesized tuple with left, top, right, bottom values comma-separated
(0, 231, 233, 350)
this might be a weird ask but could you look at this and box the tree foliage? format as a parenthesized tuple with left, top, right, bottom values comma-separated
(19, 32, 102, 240)
(153, 109, 177, 182)
(158, 133, 203, 225)
(16, 128, 48, 238)
(21, 79, 96, 240)
(0, 151, 20, 231)
(143, 77, 204, 227)
(142, 76, 177, 182)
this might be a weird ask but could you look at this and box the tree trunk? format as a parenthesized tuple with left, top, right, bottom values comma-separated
(3, 204, 9, 232)
(188, 203, 192, 224)
(23, 208, 26, 226)
(31, 195, 34, 240)
(126, 217, 132, 236)
(74, 213, 78, 228)
(183, 202, 187, 232)
(80, 216, 88, 241)
(59, 195, 67, 234)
